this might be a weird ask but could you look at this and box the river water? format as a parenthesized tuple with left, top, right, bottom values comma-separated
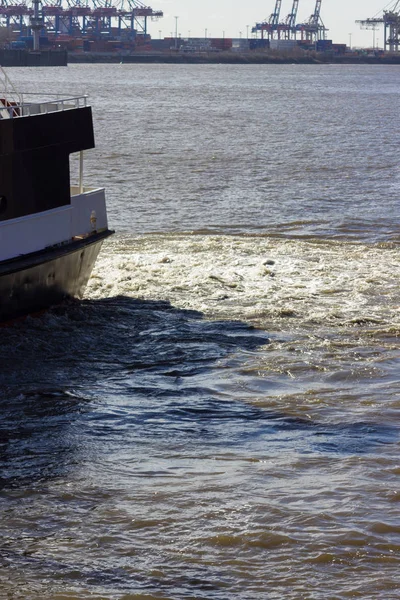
(0, 64, 399, 599)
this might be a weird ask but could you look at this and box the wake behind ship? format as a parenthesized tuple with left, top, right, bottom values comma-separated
(0, 68, 113, 322)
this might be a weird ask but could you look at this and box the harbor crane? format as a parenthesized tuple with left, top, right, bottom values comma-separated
(0, 0, 163, 42)
(296, 0, 327, 42)
(279, 0, 299, 40)
(268, 0, 282, 29)
(252, 1, 326, 43)
(252, 0, 282, 39)
(356, 1, 400, 52)
(286, 0, 299, 31)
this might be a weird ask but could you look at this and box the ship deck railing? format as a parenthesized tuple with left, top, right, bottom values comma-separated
(0, 94, 88, 119)
(0, 66, 88, 119)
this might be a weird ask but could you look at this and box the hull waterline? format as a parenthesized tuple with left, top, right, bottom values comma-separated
(0, 230, 112, 322)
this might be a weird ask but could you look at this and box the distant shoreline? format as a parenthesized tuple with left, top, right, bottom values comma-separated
(68, 51, 400, 66)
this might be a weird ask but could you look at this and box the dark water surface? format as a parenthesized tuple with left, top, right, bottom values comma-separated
(0, 64, 400, 599)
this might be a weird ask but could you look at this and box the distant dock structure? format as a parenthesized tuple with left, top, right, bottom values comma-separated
(0, 0, 163, 53)
(356, 1, 400, 52)
(252, 0, 327, 46)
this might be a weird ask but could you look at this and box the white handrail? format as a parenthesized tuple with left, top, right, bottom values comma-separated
(0, 95, 89, 119)
(0, 67, 88, 119)
(21, 95, 88, 117)
(0, 65, 23, 106)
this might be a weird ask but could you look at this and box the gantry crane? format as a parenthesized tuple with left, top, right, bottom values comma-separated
(278, 0, 299, 40)
(296, 0, 327, 42)
(286, 0, 299, 32)
(0, 0, 163, 42)
(356, 1, 400, 52)
(252, 0, 282, 39)
(269, 0, 282, 29)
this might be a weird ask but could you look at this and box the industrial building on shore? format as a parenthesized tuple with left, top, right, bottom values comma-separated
(0, 0, 398, 59)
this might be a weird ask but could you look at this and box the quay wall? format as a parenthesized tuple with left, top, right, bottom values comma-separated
(0, 49, 67, 67)
(67, 51, 400, 65)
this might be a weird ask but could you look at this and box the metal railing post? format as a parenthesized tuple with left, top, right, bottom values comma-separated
(79, 151, 84, 194)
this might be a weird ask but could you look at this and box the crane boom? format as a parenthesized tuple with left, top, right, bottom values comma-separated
(308, 0, 322, 25)
(356, 0, 400, 52)
(269, 0, 282, 26)
(286, 0, 299, 28)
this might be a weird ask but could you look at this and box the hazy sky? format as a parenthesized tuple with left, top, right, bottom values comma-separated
(146, 0, 395, 48)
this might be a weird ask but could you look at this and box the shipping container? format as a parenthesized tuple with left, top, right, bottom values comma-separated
(270, 39, 298, 50)
(150, 39, 171, 51)
(210, 38, 233, 50)
(249, 39, 270, 50)
(316, 39, 333, 51)
(297, 41, 314, 51)
(331, 43, 346, 54)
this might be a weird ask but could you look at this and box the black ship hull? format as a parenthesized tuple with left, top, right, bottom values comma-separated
(0, 230, 112, 323)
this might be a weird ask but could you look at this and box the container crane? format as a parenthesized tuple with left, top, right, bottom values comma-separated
(252, 0, 282, 40)
(278, 0, 299, 40)
(42, 1, 67, 38)
(0, 1, 32, 31)
(296, 0, 327, 42)
(269, 0, 282, 29)
(117, 0, 163, 36)
(286, 0, 299, 31)
(0, 0, 163, 44)
(356, 1, 400, 52)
